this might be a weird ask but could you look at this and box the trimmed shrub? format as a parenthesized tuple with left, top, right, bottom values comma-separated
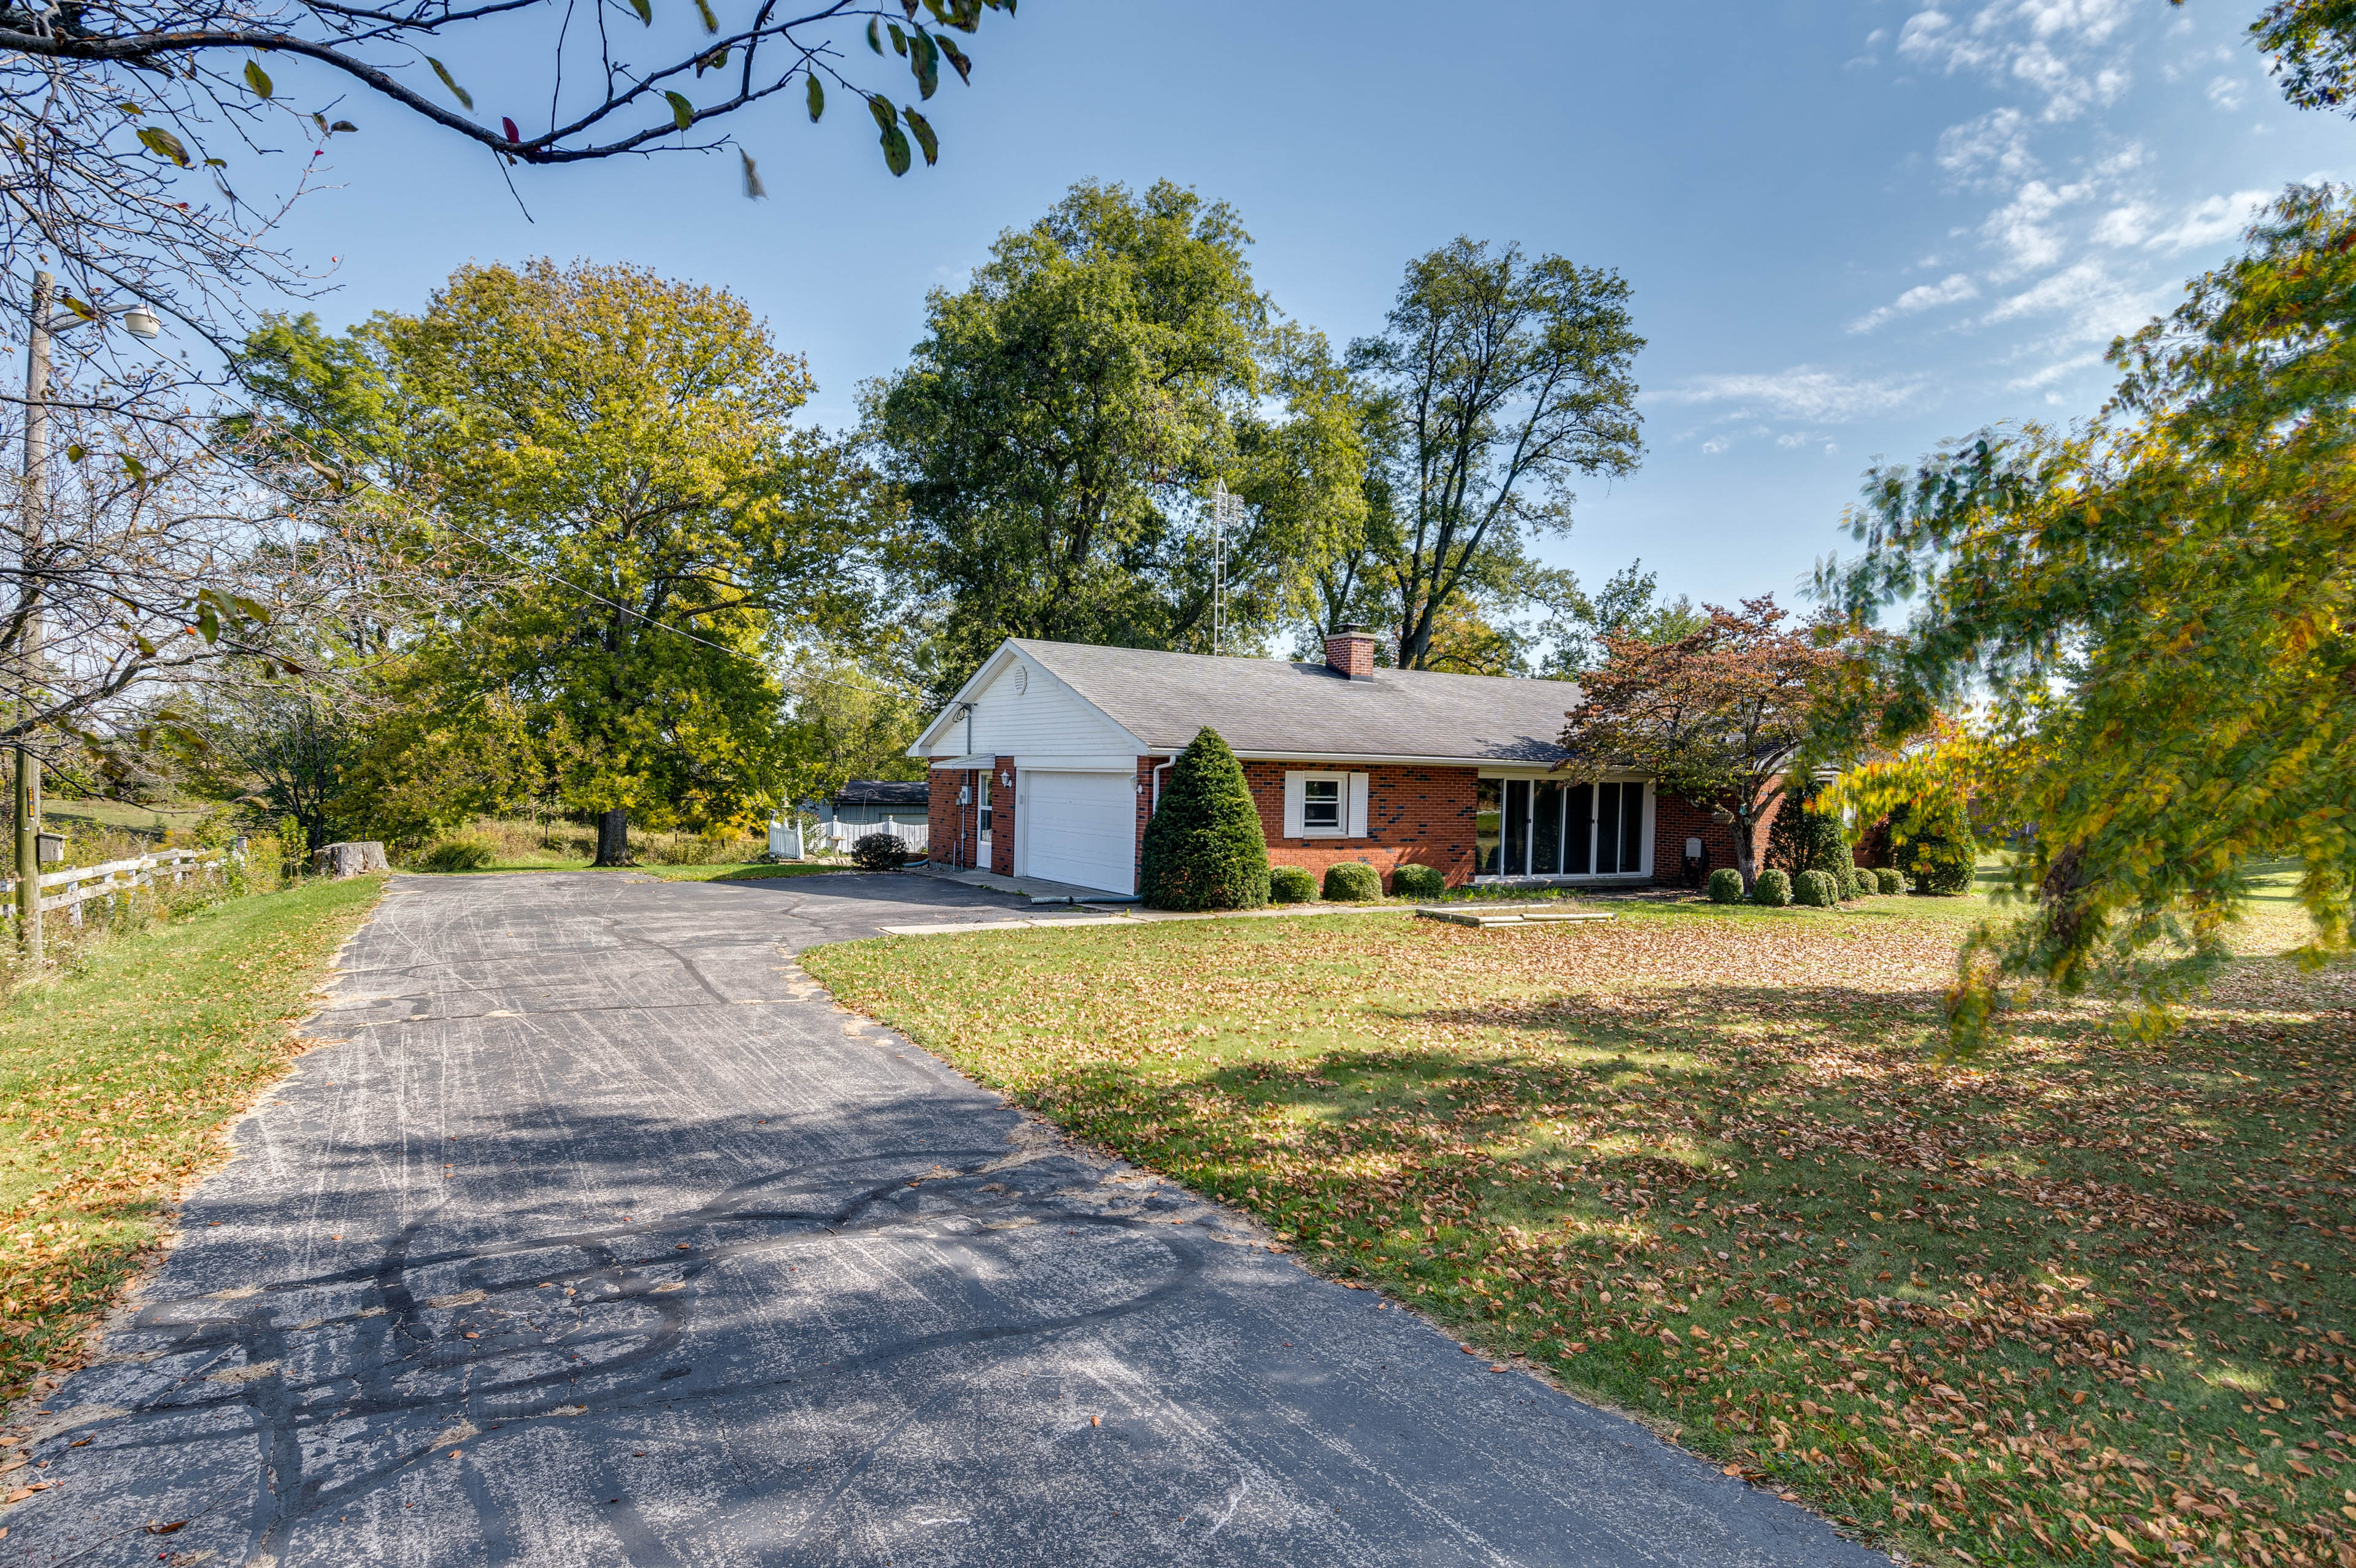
(1322, 861, 1382, 902)
(1141, 728, 1270, 910)
(1751, 867, 1792, 907)
(1389, 863, 1446, 901)
(1891, 791, 1978, 897)
(1839, 867, 1868, 901)
(1706, 867, 1745, 904)
(1268, 865, 1317, 904)
(1793, 869, 1838, 907)
(851, 832, 915, 871)
(1875, 867, 1904, 895)
(417, 837, 495, 873)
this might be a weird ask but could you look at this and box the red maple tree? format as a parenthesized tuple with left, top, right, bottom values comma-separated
(1560, 596, 1844, 890)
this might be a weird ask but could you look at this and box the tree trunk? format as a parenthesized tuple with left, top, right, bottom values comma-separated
(1732, 810, 1760, 891)
(594, 808, 630, 867)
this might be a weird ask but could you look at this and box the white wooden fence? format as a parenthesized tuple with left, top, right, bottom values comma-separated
(809, 820, 928, 855)
(1, 846, 234, 929)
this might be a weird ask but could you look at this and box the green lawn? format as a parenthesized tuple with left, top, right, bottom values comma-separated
(805, 895, 2355, 1568)
(0, 875, 383, 1406)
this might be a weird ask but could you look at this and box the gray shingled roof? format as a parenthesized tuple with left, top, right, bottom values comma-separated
(1015, 639, 1584, 763)
(836, 779, 930, 807)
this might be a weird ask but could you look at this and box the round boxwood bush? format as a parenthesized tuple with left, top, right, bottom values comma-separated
(1268, 865, 1317, 904)
(1875, 866, 1904, 895)
(1141, 728, 1270, 910)
(1840, 867, 1868, 901)
(1751, 867, 1792, 907)
(1389, 863, 1446, 901)
(417, 837, 494, 872)
(1706, 867, 1745, 904)
(1793, 868, 1838, 907)
(1322, 861, 1382, 902)
(851, 831, 915, 871)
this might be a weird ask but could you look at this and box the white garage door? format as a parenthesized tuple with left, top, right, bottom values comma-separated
(1020, 771, 1135, 895)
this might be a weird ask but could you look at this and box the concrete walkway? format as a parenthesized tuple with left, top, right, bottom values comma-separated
(5, 872, 1889, 1567)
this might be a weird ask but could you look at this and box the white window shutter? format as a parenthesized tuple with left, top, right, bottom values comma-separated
(1282, 773, 1304, 838)
(1346, 774, 1369, 837)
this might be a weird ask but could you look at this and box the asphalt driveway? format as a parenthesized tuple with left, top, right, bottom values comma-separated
(4, 872, 1891, 1567)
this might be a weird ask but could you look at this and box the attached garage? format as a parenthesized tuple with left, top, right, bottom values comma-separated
(1016, 770, 1136, 895)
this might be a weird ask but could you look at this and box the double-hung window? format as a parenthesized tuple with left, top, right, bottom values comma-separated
(1301, 777, 1342, 831)
(1283, 771, 1366, 837)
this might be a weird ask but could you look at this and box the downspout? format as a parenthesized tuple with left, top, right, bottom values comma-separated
(1152, 756, 1176, 812)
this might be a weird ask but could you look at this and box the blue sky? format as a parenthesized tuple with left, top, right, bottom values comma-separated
(260, 0, 2348, 615)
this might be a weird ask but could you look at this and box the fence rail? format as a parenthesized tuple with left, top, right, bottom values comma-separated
(2, 846, 234, 928)
(810, 820, 929, 854)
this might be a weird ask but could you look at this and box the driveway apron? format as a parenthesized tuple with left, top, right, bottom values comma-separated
(4, 872, 1891, 1567)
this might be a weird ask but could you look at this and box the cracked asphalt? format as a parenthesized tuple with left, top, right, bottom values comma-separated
(4, 871, 1892, 1566)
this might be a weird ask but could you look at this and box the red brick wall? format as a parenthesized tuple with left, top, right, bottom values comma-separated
(1134, 756, 1160, 882)
(1239, 761, 1479, 887)
(926, 767, 982, 870)
(1652, 789, 1785, 885)
(989, 756, 1015, 875)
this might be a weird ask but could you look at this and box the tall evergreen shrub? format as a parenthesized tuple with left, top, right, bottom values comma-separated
(1140, 728, 1270, 911)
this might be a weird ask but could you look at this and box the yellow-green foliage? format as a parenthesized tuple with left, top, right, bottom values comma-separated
(1823, 185, 2356, 1042)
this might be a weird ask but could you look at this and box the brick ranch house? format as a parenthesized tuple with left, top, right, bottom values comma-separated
(910, 629, 1774, 899)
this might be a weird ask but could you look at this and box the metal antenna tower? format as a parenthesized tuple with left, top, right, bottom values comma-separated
(1209, 480, 1244, 656)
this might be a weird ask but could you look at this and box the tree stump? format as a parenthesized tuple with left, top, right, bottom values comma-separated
(594, 809, 631, 867)
(312, 841, 389, 878)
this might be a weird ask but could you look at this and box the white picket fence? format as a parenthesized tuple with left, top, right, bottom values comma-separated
(2, 846, 234, 929)
(808, 820, 929, 855)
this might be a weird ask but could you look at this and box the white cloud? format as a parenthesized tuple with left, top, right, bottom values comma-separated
(1982, 258, 2156, 340)
(1661, 367, 1927, 423)
(2141, 188, 2271, 251)
(1896, 0, 2135, 119)
(2205, 74, 2245, 110)
(2091, 201, 2155, 245)
(1982, 178, 2088, 272)
(1848, 272, 1981, 333)
(1700, 437, 1729, 455)
(2008, 350, 2105, 389)
(1937, 107, 2036, 183)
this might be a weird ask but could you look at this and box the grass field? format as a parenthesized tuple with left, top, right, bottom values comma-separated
(0, 875, 383, 1407)
(804, 893, 2356, 1568)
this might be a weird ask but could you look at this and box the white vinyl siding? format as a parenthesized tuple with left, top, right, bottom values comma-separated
(1282, 771, 1366, 838)
(954, 652, 1138, 756)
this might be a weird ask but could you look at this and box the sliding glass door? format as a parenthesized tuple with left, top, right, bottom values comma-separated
(1475, 778, 1647, 877)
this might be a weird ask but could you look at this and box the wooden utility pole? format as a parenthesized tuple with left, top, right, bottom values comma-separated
(13, 271, 52, 967)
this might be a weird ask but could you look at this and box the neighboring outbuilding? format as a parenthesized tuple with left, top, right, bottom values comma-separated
(907, 629, 1774, 899)
(806, 779, 930, 831)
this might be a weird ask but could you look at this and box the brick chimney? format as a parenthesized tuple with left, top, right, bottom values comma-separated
(1323, 625, 1377, 680)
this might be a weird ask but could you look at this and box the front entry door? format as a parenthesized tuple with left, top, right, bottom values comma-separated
(976, 771, 993, 869)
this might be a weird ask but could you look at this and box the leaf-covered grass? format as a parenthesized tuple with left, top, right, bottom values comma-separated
(0, 874, 383, 1408)
(804, 897, 2356, 1568)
